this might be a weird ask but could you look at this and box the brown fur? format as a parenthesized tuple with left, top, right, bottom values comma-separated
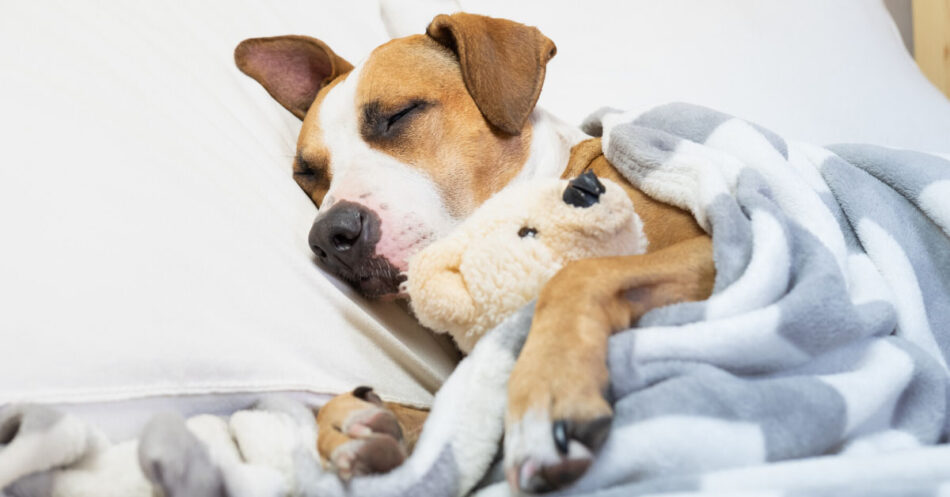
(294, 75, 348, 207)
(561, 138, 707, 249)
(314, 139, 715, 467)
(426, 13, 557, 135)
(236, 14, 554, 215)
(234, 14, 715, 484)
(354, 36, 534, 216)
(505, 139, 713, 444)
(315, 390, 428, 470)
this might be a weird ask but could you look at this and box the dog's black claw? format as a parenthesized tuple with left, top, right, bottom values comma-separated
(551, 416, 611, 457)
(570, 416, 612, 453)
(353, 386, 384, 405)
(563, 171, 605, 208)
(553, 420, 569, 454)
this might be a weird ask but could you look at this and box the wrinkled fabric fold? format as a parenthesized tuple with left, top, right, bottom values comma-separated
(4, 103, 950, 497)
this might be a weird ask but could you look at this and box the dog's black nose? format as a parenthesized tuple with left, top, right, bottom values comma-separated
(309, 201, 377, 267)
(309, 201, 402, 299)
(563, 170, 606, 208)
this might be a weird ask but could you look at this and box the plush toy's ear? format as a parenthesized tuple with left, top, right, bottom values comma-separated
(426, 13, 556, 135)
(234, 35, 353, 120)
(407, 239, 476, 336)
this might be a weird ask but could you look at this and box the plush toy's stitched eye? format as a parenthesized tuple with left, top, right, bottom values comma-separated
(518, 227, 538, 238)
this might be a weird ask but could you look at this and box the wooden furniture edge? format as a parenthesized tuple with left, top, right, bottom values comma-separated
(913, 0, 950, 97)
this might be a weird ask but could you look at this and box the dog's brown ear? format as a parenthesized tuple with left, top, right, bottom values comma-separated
(426, 13, 556, 135)
(234, 35, 353, 120)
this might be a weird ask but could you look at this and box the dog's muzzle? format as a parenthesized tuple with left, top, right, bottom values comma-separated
(308, 201, 403, 298)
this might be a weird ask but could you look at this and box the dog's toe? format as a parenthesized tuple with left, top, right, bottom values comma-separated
(504, 411, 611, 493)
(512, 457, 592, 494)
(331, 434, 406, 480)
(317, 387, 410, 479)
(344, 406, 404, 442)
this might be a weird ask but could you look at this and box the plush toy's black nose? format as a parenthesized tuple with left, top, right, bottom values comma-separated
(563, 171, 606, 208)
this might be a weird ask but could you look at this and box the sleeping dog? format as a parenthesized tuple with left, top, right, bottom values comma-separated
(235, 13, 715, 493)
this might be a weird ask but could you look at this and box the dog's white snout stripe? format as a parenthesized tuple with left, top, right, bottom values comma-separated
(316, 62, 457, 270)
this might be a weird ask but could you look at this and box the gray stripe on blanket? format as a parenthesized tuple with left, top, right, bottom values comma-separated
(634, 102, 788, 159)
(884, 337, 947, 443)
(4, 474, 53, 497)
(773, 219, 896, 357)
(615, 363, 847, 456)
(313, 446, 461, 497)
(605, 124, 681, 176)
(620, 163, 896, 364)
(0, 407, 63, 441)
(580, 107, 622, 137)
(821, 155, 950, 366)
(138, 412, 228, 497)
(785, 482, 943, 497)
(816, 189, 863, 252)
(828, 144, 950, 202)
(6, 103, 950, 497)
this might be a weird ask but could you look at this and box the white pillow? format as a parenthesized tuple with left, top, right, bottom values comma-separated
(458, 0, 950, 152)
(0, 0, 459, 432)
(3, 0, 948, 439)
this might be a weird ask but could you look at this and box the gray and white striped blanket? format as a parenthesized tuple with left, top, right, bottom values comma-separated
(3, 103, 950, 497)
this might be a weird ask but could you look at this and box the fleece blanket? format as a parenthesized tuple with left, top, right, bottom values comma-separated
(3, 103, 950, 497)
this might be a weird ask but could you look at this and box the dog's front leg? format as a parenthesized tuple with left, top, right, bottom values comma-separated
(504, 235, 714, 493)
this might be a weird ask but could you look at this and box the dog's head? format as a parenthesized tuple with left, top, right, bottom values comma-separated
(235, 14, 556, 298)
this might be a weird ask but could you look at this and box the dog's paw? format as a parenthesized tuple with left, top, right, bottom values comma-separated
(317, 387, 408, 480)
(329, 432, 406, 480)
(504, 361, 612, 493)
(503, 275, 616, 494)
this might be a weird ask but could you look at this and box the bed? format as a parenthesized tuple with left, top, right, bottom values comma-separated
(2, 0, 949, 492)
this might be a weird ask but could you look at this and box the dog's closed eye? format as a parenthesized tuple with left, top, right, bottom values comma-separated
(387, 103, 420, 130)
(361, 100, 429, 141)
(293, 152, 330, 206)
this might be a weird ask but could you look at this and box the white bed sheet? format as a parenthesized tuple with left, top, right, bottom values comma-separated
(0, 1, 460, 442)
(2, 0, 949, 443)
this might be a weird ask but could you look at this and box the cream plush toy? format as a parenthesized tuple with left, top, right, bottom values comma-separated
(406, 172, 648, 353)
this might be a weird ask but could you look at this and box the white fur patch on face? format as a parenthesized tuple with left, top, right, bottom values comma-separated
(507, 110, 588, 187)
(317, 62, 458, 271)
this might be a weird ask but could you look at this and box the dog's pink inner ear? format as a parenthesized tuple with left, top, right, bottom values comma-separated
(234, 35, 353, 120)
